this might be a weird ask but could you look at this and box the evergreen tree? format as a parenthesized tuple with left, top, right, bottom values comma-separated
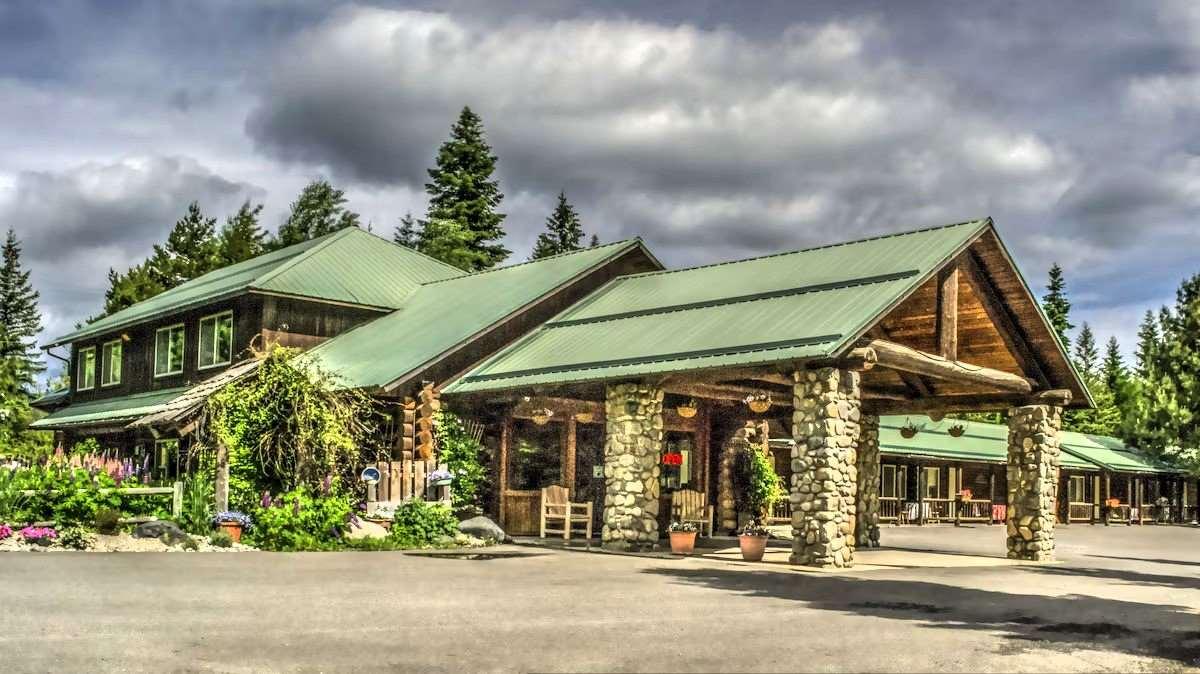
(1042, 263, 1073, 350)
(218, 202, 266, 265)
(423, 107, 509, 270)
(1073, 323, 1099, 376)
(589, 233, 600, 247)
(1134, 310, 1160, 378)
(1101, 337, 1127, 396)
(419, 219, 491, 271)
(1063, 323, 1121, 436)
(0, 229, 43, 390)
(273, 180, 360, 249)
(147, 201, 221, 287)
(393, 213, 419, 249)
(103, 263, 165, 315)
(530, 191, 585, 260)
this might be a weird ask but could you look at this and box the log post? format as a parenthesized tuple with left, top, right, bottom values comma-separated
(214, 440, 229, 513)
(937, 263, 959, 361)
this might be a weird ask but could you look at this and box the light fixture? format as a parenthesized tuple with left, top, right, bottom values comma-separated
(676, 398, 698, 418)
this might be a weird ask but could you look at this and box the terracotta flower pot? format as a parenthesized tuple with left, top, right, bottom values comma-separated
(669, 530, 697, 555)
(218, 522, 243, 543)
(739, 534, 768, 562)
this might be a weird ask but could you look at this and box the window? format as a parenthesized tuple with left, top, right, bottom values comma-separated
(881, 464, 897, 498)
(76, 346, 96, 390)
(101, 340, 122, 387)
(198, 311, 233, 369)
(507, 419, 563, 490)
(897, 465, 908, 500)
(1068, 475, 1087, 503)
(923, 466, 941, 499)
(154, 324, 185, 377)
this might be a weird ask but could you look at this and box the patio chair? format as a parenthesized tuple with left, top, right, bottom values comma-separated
(671, 489, 714, 537)
(539, 485, 593, 542)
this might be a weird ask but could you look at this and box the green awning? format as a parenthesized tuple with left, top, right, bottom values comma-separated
(29, 388, 189, 430)
(878, 416, 1097, 470)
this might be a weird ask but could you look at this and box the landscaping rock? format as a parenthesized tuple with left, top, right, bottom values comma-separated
(133, 521, 188, 545)
(458, 516, 506, 542)
(345, 519, 388, 540)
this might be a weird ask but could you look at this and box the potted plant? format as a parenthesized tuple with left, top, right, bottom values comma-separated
(668, 521, 698, 554)
(212, 511, 252, 543)
(427, 469, 454, 488)
(738, 522, 770, 562)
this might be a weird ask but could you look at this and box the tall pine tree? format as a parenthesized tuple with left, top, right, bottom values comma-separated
(273, 180, 360, 249)
(218, 202, 267, 265)
(423, 107, 509, 270)
(1064, 322, 1121, 436)
(1073, 323, 1099, 376)
(1101, 336, 1127, 396)
(530, 191, 585, 259)
(1042, 263, 1073, 350)
(1134, 310, 1159, 378)
(147, 201, 221, 287)
(0, 229, 43, 391)
(393, 213, 419, 249)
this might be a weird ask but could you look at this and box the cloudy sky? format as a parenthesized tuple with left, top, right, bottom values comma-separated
(4, 1, 1199, 380)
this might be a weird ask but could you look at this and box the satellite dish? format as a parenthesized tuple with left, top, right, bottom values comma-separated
(360, 467, 381, 485)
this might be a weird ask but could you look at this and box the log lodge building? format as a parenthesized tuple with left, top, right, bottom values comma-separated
(33, 219, 1198, 567)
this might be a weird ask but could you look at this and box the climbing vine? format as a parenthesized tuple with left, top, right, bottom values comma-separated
(433, 409, 489, 515)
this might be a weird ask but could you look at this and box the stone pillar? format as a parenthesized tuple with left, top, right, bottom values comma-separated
(790, 367, 862, 568)
(1006, 404, 1062, 561)
(602, 383, 664, 551)
(855, 413, 881, 549)
(718, 422, 765, 533)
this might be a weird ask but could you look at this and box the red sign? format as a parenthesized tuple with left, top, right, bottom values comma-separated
(662, 453, 683, 466)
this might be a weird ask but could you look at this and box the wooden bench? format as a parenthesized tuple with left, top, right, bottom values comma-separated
(540, 485, 593, 542)
(670, 489, 714, 537)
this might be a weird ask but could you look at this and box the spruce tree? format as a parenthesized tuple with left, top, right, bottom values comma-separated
(1134, 310, 1160, 378)
(393, 213, 419, 249)
(589, 234, 600, 247)
(530, 191, 585, 259)
(423, 106, 509, 270)
(148, 201, 220, 287)
(218, 202, 266, 265)
(103, 263, 165, 315)
(274, 180, 360, 249)
(1064, 323, 1120, 436)
(1042, 263, 1073, 350)
(1073, 323, 1099, 376)
(0, 229, 43, 390)
(1101, 336, 1127, 396)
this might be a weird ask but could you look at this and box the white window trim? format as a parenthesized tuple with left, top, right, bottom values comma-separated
(154, 323, 186, 378)
(1069, 475, 1087, 503)
(897, 465, 908, 500)
(76, 346, 96, 390)
(100, 339, 122, 387)
(924, 466, 941, 499)
(880, 464, 896, 498)
(197, 310, 234, 371)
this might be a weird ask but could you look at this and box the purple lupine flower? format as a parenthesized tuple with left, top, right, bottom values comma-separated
(261, 491, 272, 508)
(356, 501, 367, 511)
(321, 474, 332, 496)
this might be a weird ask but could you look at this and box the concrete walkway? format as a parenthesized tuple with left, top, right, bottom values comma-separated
(0, 525, 1197, 672)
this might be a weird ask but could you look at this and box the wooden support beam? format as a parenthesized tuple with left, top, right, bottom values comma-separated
(685, 367, 794, 388)
(937, 262, 959, 361)
(868, 327, 931, 396)
(864, 392, 1028, 415)
(960, 251, 1051, 388)
(867, 339, 1034, 394)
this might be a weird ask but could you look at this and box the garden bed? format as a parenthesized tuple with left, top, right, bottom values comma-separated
(0, 530, 254, 553)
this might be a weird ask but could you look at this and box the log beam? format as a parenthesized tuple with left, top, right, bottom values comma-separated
(868, 327, 931, 396)
(867, 339, 1034, 394)
(937, 262, 959, 361)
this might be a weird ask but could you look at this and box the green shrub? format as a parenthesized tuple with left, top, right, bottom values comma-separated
(179, 476, 213, 535)
(249, 482, 354, 551)
(0, 469, 27, 523)
(209, 530, 233, 548)
(434, 410, 489, 514)
(388, 500, 459, 548)
(177, 535, 200, 551)
(58, 526, 92, 550)
(94, 507, 122, 535)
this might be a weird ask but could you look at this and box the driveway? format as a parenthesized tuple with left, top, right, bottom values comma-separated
(0, 525, 1197, 672)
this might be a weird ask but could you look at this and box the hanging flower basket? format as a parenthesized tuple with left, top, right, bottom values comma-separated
(744, 393, 772, 414)
(676, 398, 699, 419)
(948, 424, 966, 438)
(573, 411, 595, 423)
(899, 422, 919, 439)
(530, 408, 555, 426)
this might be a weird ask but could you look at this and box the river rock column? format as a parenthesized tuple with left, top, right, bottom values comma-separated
(855, 413, 881, 549)
(602, 383, 664, 551)
(1006, 404, 1062, 561)
(790, 367, 862, 568)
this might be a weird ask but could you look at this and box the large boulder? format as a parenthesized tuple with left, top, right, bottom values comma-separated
(345, 519, 388, 540)
(133, 520, 189, 546)
(458, 516, 506, 542)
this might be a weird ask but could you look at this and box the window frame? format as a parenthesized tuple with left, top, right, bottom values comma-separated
(197, 310, 234, 371)
(1068, 474, 1087, 503)
(880, 464, 897, 498)
(76, 345, 96, 390)
(154, 323, 186, 378)
(923, 466, 941, 499)
(100, 339, 123, 387)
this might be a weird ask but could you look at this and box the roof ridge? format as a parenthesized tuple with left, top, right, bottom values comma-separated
(603, 219, 990, 282)
(250, 227, 360, 288)
(416, 238, 640, 287)
(365, 227, 471, 276)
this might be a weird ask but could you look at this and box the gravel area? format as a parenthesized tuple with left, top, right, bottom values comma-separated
(0, 531, 254, 553)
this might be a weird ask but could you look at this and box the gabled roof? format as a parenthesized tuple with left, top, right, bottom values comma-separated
(49, 228, 464, 347)
(29, 387, 189, 430)
(305, 239, 660, 391)
(443, 220, 996, 394)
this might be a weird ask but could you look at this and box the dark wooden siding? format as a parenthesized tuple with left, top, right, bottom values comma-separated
(260, 294, 384, 343)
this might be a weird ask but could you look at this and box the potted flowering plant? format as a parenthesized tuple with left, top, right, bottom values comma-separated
(427, 469, 454, 488)
(668, 521, 698, 554)
(212, 511, 252, 543)
(19, 526, 57, 547)
(738, 522, 770, 562)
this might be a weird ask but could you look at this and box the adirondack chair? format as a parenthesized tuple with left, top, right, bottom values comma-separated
(539, 485, 593, 542)
(671, 489, 713, 537)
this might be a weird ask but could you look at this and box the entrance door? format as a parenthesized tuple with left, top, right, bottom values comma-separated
(502, 418, 565, 535)
(574, 422, 606, 534)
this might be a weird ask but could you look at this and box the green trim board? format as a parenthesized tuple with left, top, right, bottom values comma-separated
(304, 239, 659, 391)
(49, 228, 464, 347)
(29, 387, 189, 430)
(444, 220, 999, 394)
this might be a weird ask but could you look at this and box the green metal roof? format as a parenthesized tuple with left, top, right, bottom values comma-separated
(878, 415, 1095, 470)
(31, 388, 69, 409)
(29, 387, 188, 430)
(49, 228, 464, 347)
(1059, 433, 1177, 474)
(443, 220, 991, 394)
(305, 240, 658, 391)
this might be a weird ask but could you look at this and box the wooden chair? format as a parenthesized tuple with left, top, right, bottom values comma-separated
(539, 485, 593, 542)
(671, 489, 714, 537)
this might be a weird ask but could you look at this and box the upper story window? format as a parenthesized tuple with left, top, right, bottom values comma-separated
(154, 324, 185, 377)
(101, 340, 122, 387)
(198, 311, 233, 370)
(76, 346, 96, 390)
